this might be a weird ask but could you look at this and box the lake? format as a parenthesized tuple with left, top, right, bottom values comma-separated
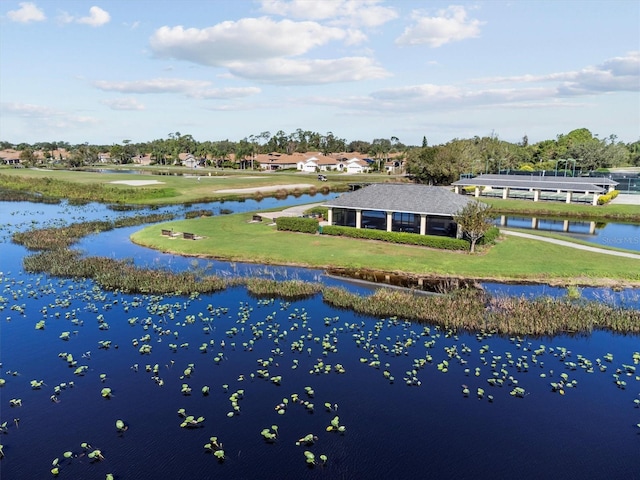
(0, 198, 639, 479)
(496, 215, 640, 252)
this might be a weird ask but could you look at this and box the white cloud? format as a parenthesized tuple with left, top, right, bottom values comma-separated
(101, 98, 145, 111)
(258, 0, 398, 27)
(7, 2, 45, 23)
(472, 52, 640, 95)
(78, 6, 110, 27)
(92, 78, 262, 99)
(58, 5, 110, 27)
(149, 17, 386, 85)
(226, 56, 389, 85)
(396, 6, 483, 47)
(150, 17, 352, 66)
(93, 78, 211, 94)
(190, 87, 262, 99)
(1, 102, 99, 129)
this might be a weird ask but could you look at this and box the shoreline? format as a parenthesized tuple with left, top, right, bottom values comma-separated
(129, 236, 640, 289)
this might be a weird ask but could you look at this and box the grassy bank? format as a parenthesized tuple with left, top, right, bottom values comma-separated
(131, 212, 640, 286)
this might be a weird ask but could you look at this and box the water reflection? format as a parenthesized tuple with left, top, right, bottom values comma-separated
(497, 215, 640, 252)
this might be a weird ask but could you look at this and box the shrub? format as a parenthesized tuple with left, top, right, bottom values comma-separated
(275, 217, 319, 234)
(321, 225, 470, 251)
(185, 209, 213, 219)
(597, 190, 620, 205)
(477, 226, 500, 245)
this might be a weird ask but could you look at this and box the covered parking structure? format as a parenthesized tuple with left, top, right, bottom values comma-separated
(322, 183, 475, 237)
(452, 174, 618, 205)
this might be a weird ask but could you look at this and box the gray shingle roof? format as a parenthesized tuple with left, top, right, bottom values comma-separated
(322, 184, 474, 216)
(452, 174, 617, 193)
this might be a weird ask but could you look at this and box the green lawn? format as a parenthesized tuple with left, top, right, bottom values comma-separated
(131, 212, 640, 286)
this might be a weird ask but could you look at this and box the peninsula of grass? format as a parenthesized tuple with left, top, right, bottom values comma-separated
(131, 212, 640, 287)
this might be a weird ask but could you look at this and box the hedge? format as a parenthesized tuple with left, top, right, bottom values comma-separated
(275, 216, 319, 234)
(597, 190, 620, 205)
(321, 225, 470, 251)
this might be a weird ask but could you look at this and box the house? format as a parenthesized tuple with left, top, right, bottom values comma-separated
(345, 157, 370, 174)
(256, 152, 301, 170)
(179, 153, 201, 168)
(322, 183, 476, 237)
(0, 149, 21, 165)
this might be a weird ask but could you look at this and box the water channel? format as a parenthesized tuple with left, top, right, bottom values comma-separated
(0, 196, 639, 479)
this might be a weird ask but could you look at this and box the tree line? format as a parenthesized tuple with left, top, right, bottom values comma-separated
(2, 127, 639, 181)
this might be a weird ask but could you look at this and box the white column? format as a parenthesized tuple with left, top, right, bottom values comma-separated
(386, 212, 393, 232)
(327, 208, 333, 225)
(592, 194, 599, 206)
(420, 215, 427, 235)
(502, 187, 509, 199)
(533, 190, 540, 202)
(474, 187, 480, 197)
(566, 191, 572, 203)
(454, 185, 460, 194)
(355, 209, 362, 229)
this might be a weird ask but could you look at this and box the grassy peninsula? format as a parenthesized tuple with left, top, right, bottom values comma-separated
(131, 212, 640, 287)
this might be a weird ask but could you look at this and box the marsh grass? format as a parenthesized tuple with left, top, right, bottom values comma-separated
(13, 213, 175, 250)
(321, 286, 640, 335)
(242, 278, 323, 299)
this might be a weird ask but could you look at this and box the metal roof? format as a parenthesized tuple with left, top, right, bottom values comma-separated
(323, 184, 475, 216)
(451, 174, 616, 193)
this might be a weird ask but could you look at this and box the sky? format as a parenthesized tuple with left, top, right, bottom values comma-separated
(0, 0, 638, 147)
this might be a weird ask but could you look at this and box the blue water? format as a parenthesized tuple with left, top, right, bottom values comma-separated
(497, 215, 640, 252)
(0, 199, 639, 479)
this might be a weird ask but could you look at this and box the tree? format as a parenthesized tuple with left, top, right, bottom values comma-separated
(453, 201, 494, 254)
(19, 148, 36, 167)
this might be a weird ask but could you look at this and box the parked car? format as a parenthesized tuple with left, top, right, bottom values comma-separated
(317, 174, 327, 181)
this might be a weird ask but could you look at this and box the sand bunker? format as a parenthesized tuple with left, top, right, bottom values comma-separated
(215, 183, 314, 194)
(109, 180, 164, 186)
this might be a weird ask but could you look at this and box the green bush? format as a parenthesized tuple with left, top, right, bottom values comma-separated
(321, 225, 470, 251)
(478, 226, 500, 245)
(275, 216, 319, 234)
(597, 190, 620, 205)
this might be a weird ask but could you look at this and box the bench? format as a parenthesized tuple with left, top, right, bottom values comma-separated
(183, 232, 196, 240)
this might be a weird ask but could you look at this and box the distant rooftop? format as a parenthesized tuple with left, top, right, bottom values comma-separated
(323, 183, 473, 216)
(452, 174, 617, 193)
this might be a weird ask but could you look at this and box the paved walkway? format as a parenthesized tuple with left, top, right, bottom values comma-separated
(257, 202, 324, 221)
(501, 229, 640, 259)
(610, 194, 640, 205)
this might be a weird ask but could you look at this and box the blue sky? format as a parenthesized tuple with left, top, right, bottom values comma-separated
(1, 0, 638, 147)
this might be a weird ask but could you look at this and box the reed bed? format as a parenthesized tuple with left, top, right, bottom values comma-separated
(23, 249, 226, 294)
(242, 278, 323, 298)
(12, 213, 175, 250)
(321, 286, 640, 336)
